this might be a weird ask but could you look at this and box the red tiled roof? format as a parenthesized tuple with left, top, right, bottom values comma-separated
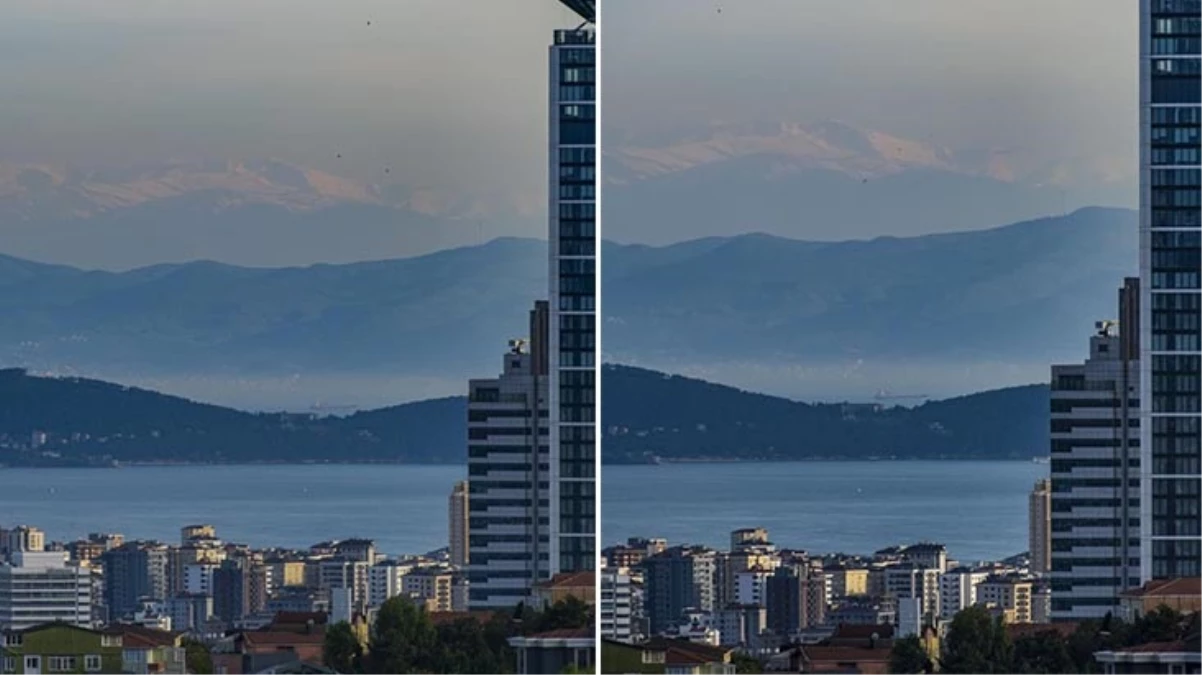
(241, 631, 326, 647)
(1121, 577, 1201, 598)
(832, 624, 895, 640)
(428, 611, 496, 626)
(643, 637, 731, 666)
(530, 627, 592, 639)
(271, 612, 328, 625)
(1006, 623, 1079, 641)
(537, 571, 595, 589)
(803, 646, 891, 663)
(106, 624, 180, 648)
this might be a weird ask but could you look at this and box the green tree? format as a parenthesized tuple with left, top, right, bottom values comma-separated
(182, 638, 213, 675)
(1012, 630, 1075, 674)
(941, 605, 1012, 673)
(366, 595, 438, 673)
(531, 596, 592, 633)
(1132, 606, 1183, 644)
(324, 621, 364, 674)
(890, 635, 933, 674)
(730, 652, 764, 673)
(433, 618, 509, 674)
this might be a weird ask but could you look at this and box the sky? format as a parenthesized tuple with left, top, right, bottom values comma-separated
(601, 0, 1139, 238)
(602, 0, 1135, 150)
(0, 1, 578, 219)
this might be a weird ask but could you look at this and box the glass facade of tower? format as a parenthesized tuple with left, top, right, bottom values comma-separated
(549, 27, 596, 574)
(1140, 0, 1202, 581)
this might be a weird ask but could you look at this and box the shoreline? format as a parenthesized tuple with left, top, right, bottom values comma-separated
(1, 457, 1049, 469)
(0, 460, 467, 469)
(607, 456, 1049, 465)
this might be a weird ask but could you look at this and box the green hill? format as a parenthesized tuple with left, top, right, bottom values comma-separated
(0, 365, 1050, 467)
(601, 364, 1049, 463)
(0, 368, 465, 466)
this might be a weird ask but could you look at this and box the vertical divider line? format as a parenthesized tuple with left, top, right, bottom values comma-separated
(593, 0, 605, 655)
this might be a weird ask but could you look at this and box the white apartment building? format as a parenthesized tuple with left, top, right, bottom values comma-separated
(600, 565, 633, 643)
(368, 560, 415, 608)
(939, 567, 990, 621)
(183, 563, 218, 596)
(0, 551, 92, 631)
(318, 559, 370, 612)
(978, 575, 1035, 624)
(1, 528, 45, 560)
(403, 569, 454, 612)
(884, 565, 941, 622)
(734, 569, 773, 607)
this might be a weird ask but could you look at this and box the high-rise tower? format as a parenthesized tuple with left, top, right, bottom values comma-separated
(466, 302, 551, 609)
(1050, 279, 1142, 620)
(548, 0, 596, 576)
(1029, 478, 1052, 576)
(1138, 0, 1201, 582)
(449, 480, 469, 568)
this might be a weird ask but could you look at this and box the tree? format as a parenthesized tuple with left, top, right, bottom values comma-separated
(1132, 606, 1184, 645)
(1012, 630, 1075, 674)
(530, 596, 591, 633)
(941, 606, 1012, 673)
(182, 638, 213, 675)
(890, 635, 933, 674)
(433, 618, 509, 674)
(366, 595, 439, 673)
(324, 621, 364, 674)
(730, 652, 764, 674)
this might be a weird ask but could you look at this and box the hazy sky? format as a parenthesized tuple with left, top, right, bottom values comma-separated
(602, 0, 1136, 184)
(0, 1, 578, 210)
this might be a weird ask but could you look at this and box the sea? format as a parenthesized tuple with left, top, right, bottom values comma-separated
(0, 461, 1047, 564)
(603, 461, 1047, 564)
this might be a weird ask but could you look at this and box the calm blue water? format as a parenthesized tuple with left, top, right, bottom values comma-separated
(603, 461, 1047, 563)
(1, 462, 1047, 564)
(0, 465, 466, 557)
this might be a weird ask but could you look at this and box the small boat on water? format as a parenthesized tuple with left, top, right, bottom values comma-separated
(1032, 456, 1050, 464)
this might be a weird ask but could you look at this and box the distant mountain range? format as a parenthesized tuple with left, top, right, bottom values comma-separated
(0, 159, 538, 269)
(0, 117, 1136, 269)
(604, 119, 1135, 244)
(0, 366, 1048, 467)
(0, 237, 545, 407)
(603, 206, 1135, 398)
(602, 365, 1049, 464)
(0, 207, 1134, 406)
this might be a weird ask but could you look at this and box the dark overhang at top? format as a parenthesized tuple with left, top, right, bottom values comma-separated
(558, 0, 595, 24)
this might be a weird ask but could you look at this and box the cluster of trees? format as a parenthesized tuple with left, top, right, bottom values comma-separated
(889, 605, 1198, 674)
(322, 595, 593, 674)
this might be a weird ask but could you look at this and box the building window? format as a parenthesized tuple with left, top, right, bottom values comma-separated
(642, 651, 666, 664)
(1, 634, 20, 647)
(48, 656, 77, 672)
(1, 657, 14, 673)
(101, 635, 122, 647)
(85, 655, 102, 672)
